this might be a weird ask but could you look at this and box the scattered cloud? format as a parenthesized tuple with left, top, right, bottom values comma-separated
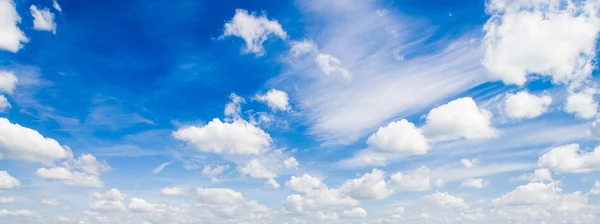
(30, 5, 56, 33)
(0, 0, 28, 52)
(504, 91, 552, 119)
(221, 9, 286, 55)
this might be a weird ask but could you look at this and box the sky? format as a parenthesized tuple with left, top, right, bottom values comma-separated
(2, 0, 600, 223)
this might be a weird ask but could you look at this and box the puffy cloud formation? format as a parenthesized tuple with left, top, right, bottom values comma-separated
(367, 119, 430, 155)
(389, 166, 431, 191)
(461, 158, 479, 168)
(289, 39, 317, 57)
(0, 117, 70, 164)
(340, 169, 392, 200)
(423, 192, 469, 209)
(0, 71, 18, 94)
(285, 174, 326, 193)
(0, 0, 28, 52)
(30, 5, 56, 33)
(538, 144, 600, 173)
(0, 170, 20, 189)
(460, 178, 489, 189)
(238, 159, 279, 188)
(483, 0, 600, 85)
(36, 154, 109, 188)
(517, 169, 553, 182)
(224, 93, 245, 120)
(0, 197, 14, 204)
(284, 188, 359, 213)
(90, 188, 127, 212)
(283, 157, 299, 169)
(173, 118, 272, 155)
(201, 164, 230, 182)
(341, 207, 367, 219)
(504, 91, 552, 119)
(160, 187, 187, 196)
(565, 89, 598, 119)
(315, 53, 352, 81)
(421, 97, 497, 141)
(254, 89, 291, 111)
(222, 9, 286, 55)
(590, 180, 600, 196)
(590, 116, 600, 139)
(493, 182, 562, 205)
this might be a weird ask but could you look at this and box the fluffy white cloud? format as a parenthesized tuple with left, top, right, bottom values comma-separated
(222, 9, 286, 55)
(590, 116, 600, 139)
(173, 118, 272, 155)
(460, 158, 479, 168)
(314, 211, 339, 221)
(90, 188, 127, 212)
(367, 119, 430, 155)
(340, 169, 391, 200)
(41, 198, 59, 207)
(201, 164, 230, 182)
(389, 206, 405, 218)
(504, 91, 552, 119)
(0, 170, 20, 189)
(389, 166, 431, 191)
(0, 118, 71, 164)
(52, 0, 61, 12)
(30, 5, 56, 33)
(517, 168, 553, 182)
(128, 198, 167, 213)
(538, 144, 600, 173)
(197, 187, 244, 205)
(590, 180, 600, 196)
(565, 89, 597, 119)
(285, 174, 326, 193)
(284, 188, 359, 213)
(493, 182, 561, 205)
(36, 154, 109, 188)
(290, 39, 317, 57)
(224, 93, 245, 120)
(160, 187, 187, 196)
(421, 97, 497, 141)
(239, 159, 276, 181)
(423, 192, 469, 209)
(0, 95, 9, 112)
(483, 0, 600, 85)
(0, 197, 14, 204)
(0, 209, 39, 218)
(254, 89, 291, 111)
(0, 0, 28, 52)
(283, 157, 299, 169)
(460, 178, 489, 189)
(0, 71, 18, 94)
(315, 53, 352, 81)
(341, 207, 367, 219)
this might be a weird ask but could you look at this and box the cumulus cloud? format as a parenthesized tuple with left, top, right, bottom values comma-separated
(341, 207, 367, 219)
(283, 157, 299, 169)
(224, 93, 245, 120)
(493, 182, 561, 206)
(285, 174, 326, 193)
(389, 166, 431, 191)
(30, 5, 56, 33)
(90, 188, 127, 212)
(160, 187, 187, 196)
(340, 169, 392, 200)
(460, 178, 489, 189)
(0, 71, 18, 94)
(201, 164, 230, 182)
(0, 170, 20, 189)
(238, 159, 279, 188)
(173, 118, 272, 155)
(0, 197, 14, 204)
(538, 144, 600, 173)
(590, 180, 600, 196)
(367, 119, 430, 155)
(36, 154, 109, 188)
(254, 89, 291, 111)
(128, 198, 168, 213)
(421, 97, 497, 141)
(590, 116, 600, 139)
(423, 192, 469, 209)
(516, 168, 553, 182)
(290, 39, 317, 57)
(284, 188, 359, 213)
(41, 198, 59, 207)
(315, 53, 352, 81)
(0, 95, 9, 112)
(221, 9, 286, 55)
(565, 89, 598, 119)
(0, 209, 39, 218)
(0, 0, 28, 52)
(483, 0, 600, 85)
(461, 158, 479, 168)
(0, 117, 70, 164)
(504, 91, 552, 119)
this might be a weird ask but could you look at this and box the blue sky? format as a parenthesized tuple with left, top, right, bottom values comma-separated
(2, 0, 600, 223)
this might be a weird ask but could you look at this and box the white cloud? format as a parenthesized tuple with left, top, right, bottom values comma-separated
(0, 71, 18, 94)
(590, 116, 600, 139)
(224, 93, 244, 120)
(0, 197, 14, 204)
(341, 207, 367, 219)
(41, 198, 59, 207)
(0, 209, 39, 218)
(423, 192, 469, 209)
(238, 159, 279, 188)
(0, 0, 28, 52)
(460, 158, 479, 168)
(52, 0, 61, 12)
(315, 53, 352, 81)
(589, 180, 600, 196)
(30, 5, 56, 33)
(173, 118, 272, 155)
(314, 211, 339, 221)
(0, 170, 20, 189)
(285, 174, 326, 193)
(128, 198, 167, 213)
(421, 97, 497, 141)
(460, 178, 489, 189)
(389, 166, 431, 191)
(90, 188, 126, 212)
(389, 206, 405, 218)
(504, 91, 552, 119)
(201, 164, 230, 182)
(483, 0, 600, 85)
(284, 188, 359, 213)
(517, 168, 553, 182)
(340, 169, 391, 200)
(36, 154, 109, 188)
(565, 89, 597, 119)
(152, 161, 173, 174)
(221, 9, 286, 55)
(367, 119, 430, 155)
(538, 144, 600, 173)
(0, 117, 70, 164)
(0, 95, 9, 112)
(161, 187, 187, 196)
(254, 89, 291, 111)
(196, 187, 244, 205)
(493, 182, 561, 205)
(283, 157, 299, 169)
(290, 39, 317, 57)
